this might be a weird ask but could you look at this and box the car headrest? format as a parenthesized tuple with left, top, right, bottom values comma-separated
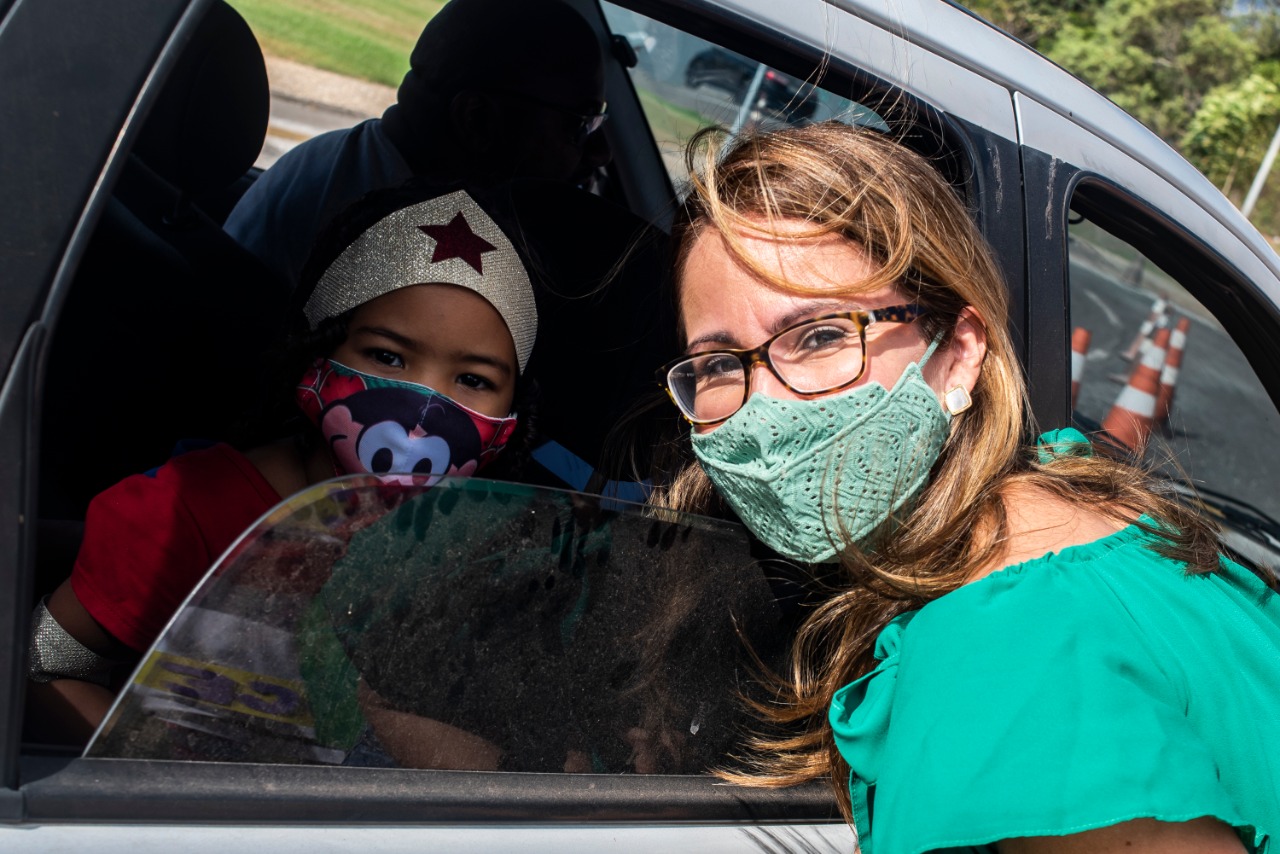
(132, 1, 269, 199)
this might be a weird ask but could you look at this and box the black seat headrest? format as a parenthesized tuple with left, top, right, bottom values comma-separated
(132, 1, 269, 198)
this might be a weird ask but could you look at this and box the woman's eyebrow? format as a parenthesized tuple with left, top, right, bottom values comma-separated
(685, 302, 855, 352)
(686, 330, 738, 351)
(770, 302, 849, 333)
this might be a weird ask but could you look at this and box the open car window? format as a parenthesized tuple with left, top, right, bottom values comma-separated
(88, 477, 792, 773)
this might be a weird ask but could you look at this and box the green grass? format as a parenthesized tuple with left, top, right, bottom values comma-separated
(230, 0, 447, 86)
(636, 89, 706, 147)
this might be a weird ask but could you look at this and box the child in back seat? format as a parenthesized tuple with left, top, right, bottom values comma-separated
(26, 183, 542, 742)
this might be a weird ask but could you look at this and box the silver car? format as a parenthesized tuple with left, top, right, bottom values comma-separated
(3, 0, 1278, 850)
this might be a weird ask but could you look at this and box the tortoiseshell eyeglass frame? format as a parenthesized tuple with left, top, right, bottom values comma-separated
(656, 303, 927, 426)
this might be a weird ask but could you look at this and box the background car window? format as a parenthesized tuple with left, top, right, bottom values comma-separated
(1067, 202, 1280, 573)
(89, 477, 793, 774)
(600, 2, 886, 185)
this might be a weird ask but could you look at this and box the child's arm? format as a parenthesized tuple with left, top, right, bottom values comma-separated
(26, 580, 135, 743)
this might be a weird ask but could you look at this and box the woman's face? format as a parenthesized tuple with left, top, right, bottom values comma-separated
(330, 283, 518, 418)
(679, 223, 963, 430)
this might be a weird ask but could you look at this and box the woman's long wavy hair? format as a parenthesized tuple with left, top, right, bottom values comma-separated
(651, 122, 1226, 817)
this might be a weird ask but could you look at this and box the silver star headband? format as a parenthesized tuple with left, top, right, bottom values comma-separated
(304, 190, 538, 373)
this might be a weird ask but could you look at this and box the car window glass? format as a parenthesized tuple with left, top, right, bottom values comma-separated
(88, 476, 792, 773)
(1067, 205, 1280, 572)
(600, 2, 887, 186)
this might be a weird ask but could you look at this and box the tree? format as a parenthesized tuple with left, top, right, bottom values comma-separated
(957, 0, 1098, 45)
(1181, 64, 1280, 194)
(1045, 0, 1255, 143)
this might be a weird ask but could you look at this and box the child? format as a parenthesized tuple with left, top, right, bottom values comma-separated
(27, 184, 540, 742)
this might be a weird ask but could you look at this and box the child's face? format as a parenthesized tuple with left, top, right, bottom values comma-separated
(330, 283, 519, 418)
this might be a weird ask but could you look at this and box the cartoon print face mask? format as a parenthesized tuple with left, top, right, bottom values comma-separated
(295, 359, 518, 483)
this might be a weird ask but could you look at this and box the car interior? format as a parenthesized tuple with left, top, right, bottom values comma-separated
(10, 1, 1280, 846)
(22, 0, 720, 760)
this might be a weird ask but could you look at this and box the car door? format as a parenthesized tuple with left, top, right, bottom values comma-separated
(0, 0, 198, 817)
(2, 0, 1032, 849)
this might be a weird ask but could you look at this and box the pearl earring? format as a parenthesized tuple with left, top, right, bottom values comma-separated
(943, 386, 972, 415)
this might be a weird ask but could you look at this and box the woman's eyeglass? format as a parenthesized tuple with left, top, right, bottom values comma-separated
(656, 304, 926, 426)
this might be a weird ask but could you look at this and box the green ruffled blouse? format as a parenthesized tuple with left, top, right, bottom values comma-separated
(830, 519, 1280, 854)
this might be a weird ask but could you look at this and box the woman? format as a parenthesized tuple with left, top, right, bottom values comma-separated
(28, 182, 540, 742)
(654, 123, 1280, 853)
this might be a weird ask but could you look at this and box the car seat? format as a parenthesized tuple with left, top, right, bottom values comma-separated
(38, 0, 285, 527)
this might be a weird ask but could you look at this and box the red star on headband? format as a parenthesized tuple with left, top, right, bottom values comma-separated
(418, 212, 496, 274)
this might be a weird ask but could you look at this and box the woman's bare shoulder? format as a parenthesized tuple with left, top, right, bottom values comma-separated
(968, 485, 1129, 582)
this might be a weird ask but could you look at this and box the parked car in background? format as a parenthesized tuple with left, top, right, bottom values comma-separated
(3, 0, 1279, 849)
(684, 46, 818, 121)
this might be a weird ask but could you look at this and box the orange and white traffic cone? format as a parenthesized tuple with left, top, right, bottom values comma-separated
(1121, 297, 1167, 361)
(1103, 326, 1170, 452)
(1155, 316, 1190, 425)
(1070, 327, 1091, 411)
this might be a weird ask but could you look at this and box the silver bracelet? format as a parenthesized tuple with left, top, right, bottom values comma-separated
(28, 596, 115, 685)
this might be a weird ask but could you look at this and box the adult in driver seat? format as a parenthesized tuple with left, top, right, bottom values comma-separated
(225, 0, 610, 290)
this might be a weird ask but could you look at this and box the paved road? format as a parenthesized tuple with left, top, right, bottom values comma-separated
(256, 94, 374, 170)
(1069, 248, 1280, 537)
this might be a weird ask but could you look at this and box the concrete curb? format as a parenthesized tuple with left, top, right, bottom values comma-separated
(264, 55, 396, 120)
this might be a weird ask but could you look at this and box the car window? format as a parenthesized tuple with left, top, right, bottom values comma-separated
(1067, 195, 1280, 573)
(599, 2, 887, 187)
(89, 476, 794, 773)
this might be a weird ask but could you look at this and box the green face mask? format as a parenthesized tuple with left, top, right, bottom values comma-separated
(690, 341, 951, 564)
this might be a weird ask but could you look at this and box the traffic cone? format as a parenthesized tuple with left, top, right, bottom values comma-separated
(1103, 326, 1170, 452)
(1155, 316, 1190, 425)
(1070, 327, 1091, 411)
(1121, 297, 1167, 361)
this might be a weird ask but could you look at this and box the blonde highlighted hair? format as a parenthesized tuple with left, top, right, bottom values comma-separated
(652, 122, 1225, 817)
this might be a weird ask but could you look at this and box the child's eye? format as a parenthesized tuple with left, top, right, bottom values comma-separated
(366, 349, 404, 369)
(458, 373, 495, 391)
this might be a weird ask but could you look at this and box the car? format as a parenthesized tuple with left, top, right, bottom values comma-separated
(4, 0, 1280, 849)
(683, 47, 819, 121)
